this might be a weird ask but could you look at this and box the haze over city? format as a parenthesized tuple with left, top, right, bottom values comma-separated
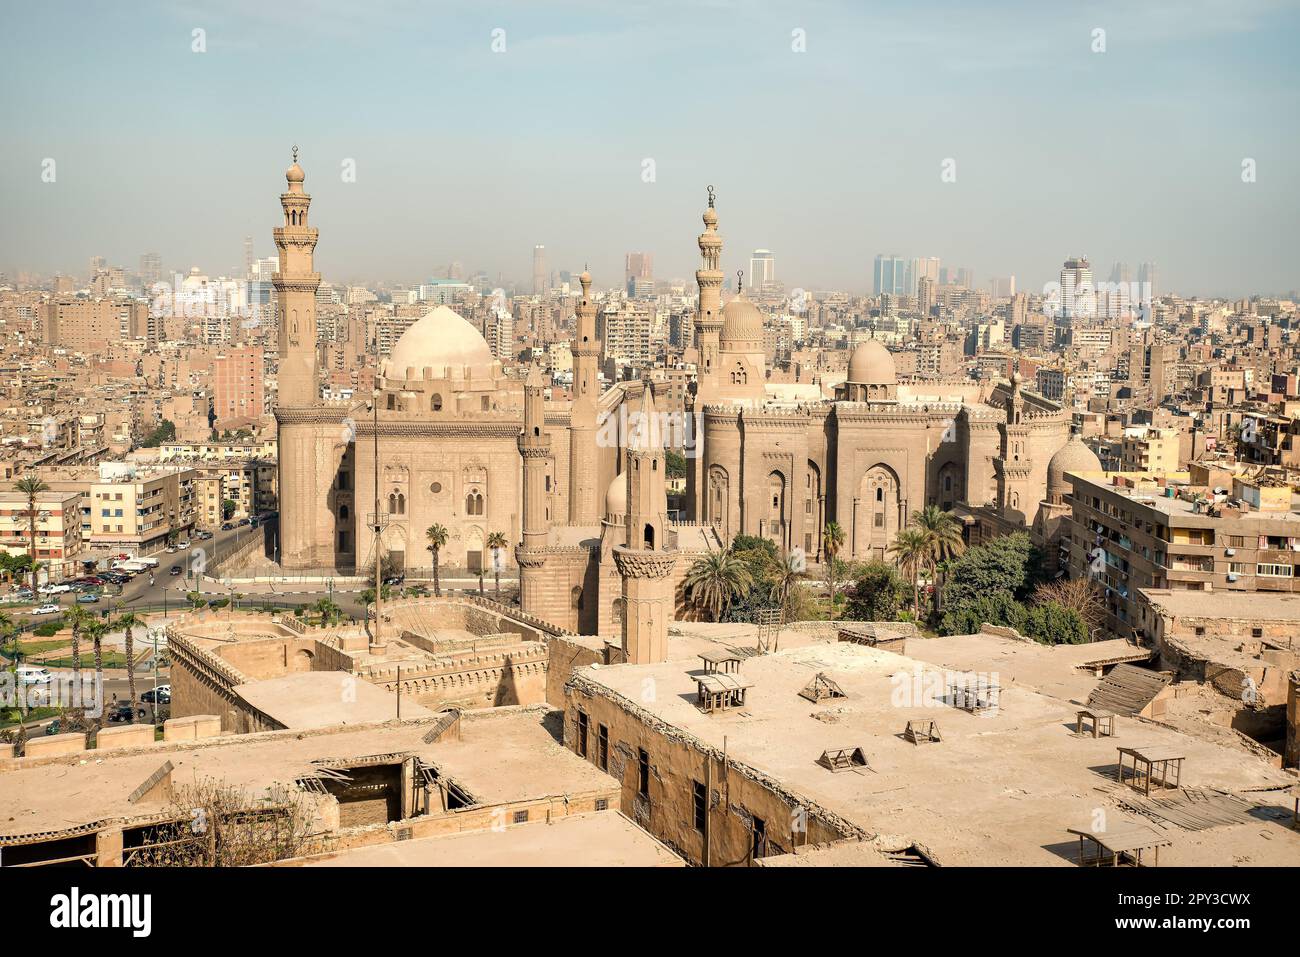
(4, 0, 1300, 918)
(2, 0, 1298, 296)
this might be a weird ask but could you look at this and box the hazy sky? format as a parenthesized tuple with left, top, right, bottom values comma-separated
(2, 0, 1297, 297)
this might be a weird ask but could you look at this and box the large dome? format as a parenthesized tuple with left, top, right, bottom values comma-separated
(386, 306, 494, 379)
(605, 471, 627, 520)
(847, 340, 896, 385)
(1047, 433, 1102, 498)
(720, 295, 763, 349)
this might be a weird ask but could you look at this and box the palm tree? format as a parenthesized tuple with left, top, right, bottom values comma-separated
(683, 546, 754, 622)
(15, 474, 49, 595)
(62, 604, 91, 684)
(84, 618, 108, 730)
(822, 521, 845, 620)
(425, 524, 449, 597)
(888, 527, 929, 617)
(113, 604, 141, 722)
(769, 550, 808, 619)
(911, 505, 965, 616)
(0, 610, 19, 718)
(485, 531, 508, 599)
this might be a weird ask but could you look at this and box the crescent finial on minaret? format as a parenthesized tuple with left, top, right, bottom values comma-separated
(292, 144, 299, 163)
(737, 269, 743, 291)
(707, 184, 715, 208)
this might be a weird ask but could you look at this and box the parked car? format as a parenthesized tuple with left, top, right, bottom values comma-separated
(237, 518, 250, 527)
(38, 583, 71, 595)
(220, 522, 235, 531)
(108, 701, 147, 722)
(169, 565, 183, 576)
(76, 592, 100, 604)
(16, 665, 52, 686)
(44, 718, 61, 736)
(29, 603, 60, 615)
(382, 575, 405, 586)
(141, 685, 171, 704)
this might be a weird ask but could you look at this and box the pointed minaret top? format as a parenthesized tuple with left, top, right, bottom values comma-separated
(525, 363, 546, 390)
(286, 145, 305, 188)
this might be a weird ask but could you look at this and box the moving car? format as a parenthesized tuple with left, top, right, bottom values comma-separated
(140, 685, 171, 704)
(76, 592, 100, 603)
(108, 701, 147, 722)
(169, 565, 183, 576)
(29, 603, 60, 615)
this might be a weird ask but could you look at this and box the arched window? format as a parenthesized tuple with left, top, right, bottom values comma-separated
(388, 492, 398, 514)
(339, 504, 349, 520)
(465, 491, 484, 516)
(876, 487, 883, 503)
(397, 492, 406, 515)
(431, 393, 443, 411)
(571, 586, 582, 610)
(644, 523, 655, 549)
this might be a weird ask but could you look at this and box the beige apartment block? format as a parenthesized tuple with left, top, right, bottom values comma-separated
(1067, 469, 1300, 640)
(0, 488, 83, 578)
(37, 462, 197, 555)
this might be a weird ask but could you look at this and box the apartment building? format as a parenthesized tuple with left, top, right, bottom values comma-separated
(1066, 470, 1300, 640)
(0, 488, 83, 579)
(38, 463, 198, 555)
(1119, 426, 1180, 472)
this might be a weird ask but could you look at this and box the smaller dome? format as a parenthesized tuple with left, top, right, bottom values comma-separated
(847, 340, 896, 385)
(286, 162, 305, 184)
(703, 208, 718, 226)
(720, 294, 763, 348)
(1047, 433, 1102, 496)
(605, 472, 627, 519)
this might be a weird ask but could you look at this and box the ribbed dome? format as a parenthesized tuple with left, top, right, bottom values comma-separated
(847, 340, 896, 385)
(720, 295, 763, 349)
(1047, 433, 1102, 497)
(605, 472, 627, 519)
(385, 306, 494, 379)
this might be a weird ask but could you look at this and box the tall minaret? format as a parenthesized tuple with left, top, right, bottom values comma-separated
(569, 268, 600, 524)
(688, 186, 724, 521)
(694, 186, 724, 397)
(613, 384, 677, 665)
(273, 146, 321, 408)
(516, 365, 552, 614)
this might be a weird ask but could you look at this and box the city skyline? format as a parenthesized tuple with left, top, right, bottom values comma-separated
(2, 0, 1298, 297)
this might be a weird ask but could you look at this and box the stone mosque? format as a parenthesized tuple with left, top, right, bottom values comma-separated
(272, 154, 1082, 657)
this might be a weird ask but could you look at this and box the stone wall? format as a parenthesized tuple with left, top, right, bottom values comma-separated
(564, 673, 862, 866)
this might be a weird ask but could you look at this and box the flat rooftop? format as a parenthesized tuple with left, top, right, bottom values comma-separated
(906, 633, 1150, 703)
(572, 638, 1300, 866)
(282, 811, 683, 868)
(0, 706, 611, 841)
(1140, 587, 1300, 625)
(233, 671, 434, 729)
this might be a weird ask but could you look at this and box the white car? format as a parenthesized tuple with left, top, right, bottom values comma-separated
(30, 603, 61, 615)
(39, 583, 71, 594)
(15, 665, 52, 686)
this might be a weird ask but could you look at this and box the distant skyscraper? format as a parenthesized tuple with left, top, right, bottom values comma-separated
(243, 235, 255, 279)
(955, 267, 973, 289)
(749, 249, 775, 290)
(873, 254, 906, 295)
(1059, 257, 1094, 321)
(532, 245, 548, 296)
(906, 257, 940, 296)
(139, 253, 161, 290)
(1138, 262, 1158, 304)
(625, 252, 653, 282)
